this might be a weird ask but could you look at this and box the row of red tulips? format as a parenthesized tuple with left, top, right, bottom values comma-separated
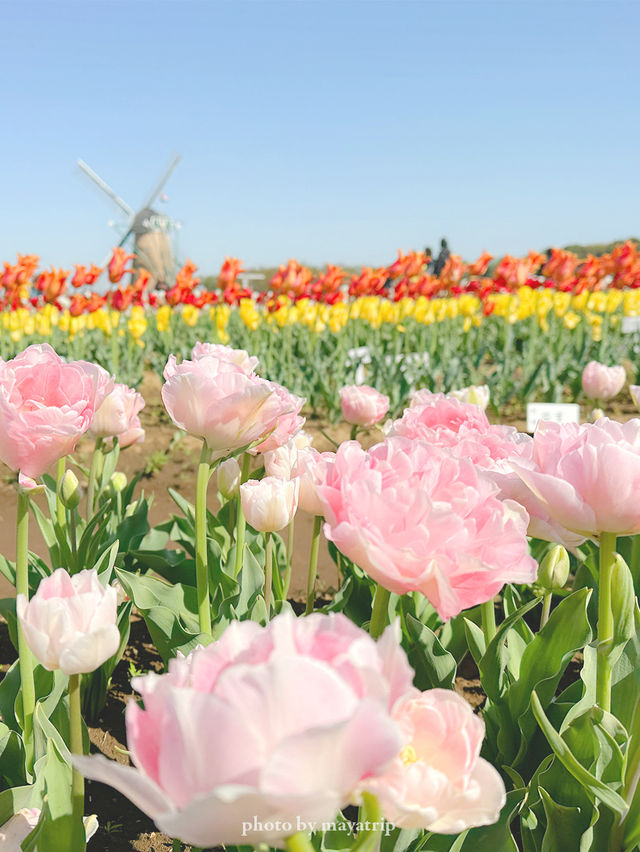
(3, 240, 640, 313)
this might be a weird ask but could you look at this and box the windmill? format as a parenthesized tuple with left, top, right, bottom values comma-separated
(77, 155, 181, 287)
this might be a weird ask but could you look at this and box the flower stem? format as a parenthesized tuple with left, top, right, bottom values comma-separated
(481, 597, 497, 645)
(195, 442, 212, 636)
(69, 673, 86, 851)
(540, 592, 552, 629)
(264, 531, 273, 618)
(596, 531, 616, 712)
(305, 516, 322, 615)
(56, 456, 66, 530)
(369, 584, 391, 639)
(16, 490, 35, 773)
(350, 424, 359, 441)
(283, 519, 295, 598)
(86, 437, 104, 519)
(233, 453, 251, 579)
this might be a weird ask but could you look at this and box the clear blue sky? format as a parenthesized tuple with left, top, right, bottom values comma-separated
(1, 0, 638, 273)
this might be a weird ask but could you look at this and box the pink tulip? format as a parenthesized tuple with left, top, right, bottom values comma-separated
(391, 393, 584, 549)
(295, 447, 335, 516)
(240, 476, 299, 531)
(0, 344, 112, 478)
(17, 568, 119, 675)
(118, 415, 145, 449)
(394, 392, 492, 446)
(191, 341, 259, 375)
(581, 361, 625, 400)
(511, 418, 640, 535)
(363, 689, 505, 832)
(0, 808, 99, 845)
(75, 612, 411, 847)
(162, 354, 290, 460)
(316, 438, 536, 620)
(0, 808, 41, 847)
(88, 383, 145, 446)
(74, 359, 115, 409)
(249, 382, 305, 454)
(339, 385, 390, 427)
(263, 440, 299, 479)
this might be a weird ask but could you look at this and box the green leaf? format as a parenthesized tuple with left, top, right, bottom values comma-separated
(538, 786, 585, 851)
(115, 568, 203, 663)
(404, 614, 456, 690)
(463, 618, 486, 667)
(0, 722, 27, 787)
(509, 588, 592, 767)
(35, 739, 79, 852)
(531, 691, 627, 815)
(479, 596, 541, 703)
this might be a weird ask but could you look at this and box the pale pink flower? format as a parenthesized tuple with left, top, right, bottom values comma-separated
(364, 689, 505, 832)
(392, 393, 584, 549)
(17, 568, 119, 675)
(240, 476, 299, 532)
(294, 447, 335, 516)
(0, 808, 41, 848)
(317, 438, 536, 620)
(89, 383, 145, 446)
(249, 382, 305, 454)
(118, 416, 145, 448)
(0, 344, 111, 478)
(75, 612, 411, 848)
(339, 385, 390, 427)
(581, 361, 625, 400)
(191, 341, 259, 375)
(162, 355, 286, 460)
(511, 418, 640, 536)
(263, 440, 299, 479)
(0, 808, 100, 845)
(73, 360, 115, 409)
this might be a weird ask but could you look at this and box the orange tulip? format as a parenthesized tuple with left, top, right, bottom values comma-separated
(108, 247, 135, 284)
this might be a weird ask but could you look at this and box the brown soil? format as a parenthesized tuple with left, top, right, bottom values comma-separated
(0, 376, 625, 848)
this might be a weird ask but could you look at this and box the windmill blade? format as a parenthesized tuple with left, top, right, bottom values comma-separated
(77, 159, 135, 218)
(140, 154, 181, 211)
(118, 228, 135, 249)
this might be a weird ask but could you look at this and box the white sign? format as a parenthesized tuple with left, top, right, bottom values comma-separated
(622, 316, 640, 334)
(526, 402, 580, 433)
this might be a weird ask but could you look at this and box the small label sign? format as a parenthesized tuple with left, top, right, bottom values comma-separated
(622, 316, 640, 334)
(526, 402, 580, 433)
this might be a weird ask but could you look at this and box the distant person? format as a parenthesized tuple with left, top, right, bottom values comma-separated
(424, 247, 434, 273)
(433, 238, 450, 277)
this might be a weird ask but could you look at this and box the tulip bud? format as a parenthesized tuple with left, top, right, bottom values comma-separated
(537, 545, 570, 591)
(610, 554, 635, 648)
(217, 457, 241, 499)
(339, 385, 390, 427)
(240, 476, 299, 532)
(110, 472, 128, 494)
(58, 469, 82, 510)
(17, 568, 119, 675)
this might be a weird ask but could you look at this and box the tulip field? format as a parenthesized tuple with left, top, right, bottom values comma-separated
(2, 245, 640, 851)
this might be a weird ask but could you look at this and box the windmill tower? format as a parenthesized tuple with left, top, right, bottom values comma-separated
(77, 155, 181, 287)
